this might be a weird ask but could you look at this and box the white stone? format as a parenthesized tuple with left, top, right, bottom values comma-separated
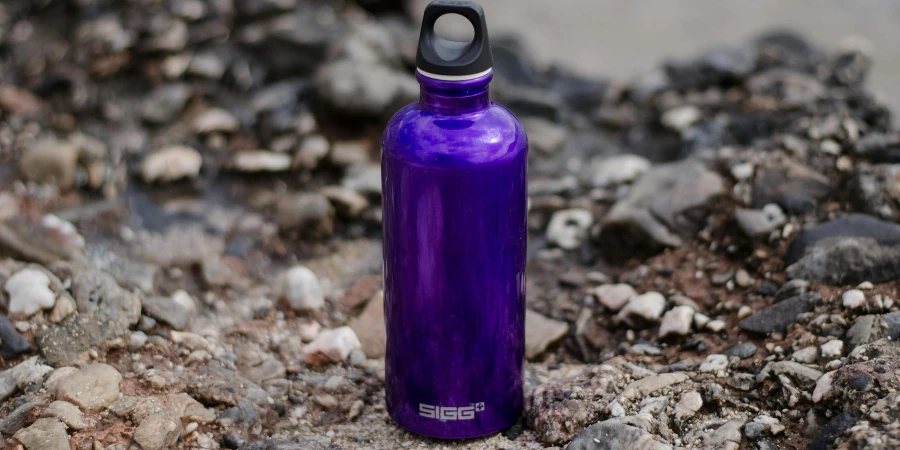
(842, 289, 866, 309)
(231, 150, 292, 172)
(302, 326, 362, 366)
(546, 209, 593, 250)
(737, 305, 753, 320)
(141, 145, 202, 183)
(661, 105, 701, 132)
(693, 312, 711, 329)
(590, 154, 651, 188)
(594, 284, 636, 312)
(820, 340, 844, 359)
(608, 400, 625, 417)
(659, 305, 694, 338)
(699, 354, 729, 374)
(298, 321, 321, 342)
(619, 292, 666, 322)
(193, 108, 239, 133)
(792, 346, 818, 364)
(706, 319, 726, 332)
(812, 370, 836, 403)
(674, 390, 703, 420)
(5, 269, 56, 317)
(278, 266, 325, 311)
(729, 162, 754, 181)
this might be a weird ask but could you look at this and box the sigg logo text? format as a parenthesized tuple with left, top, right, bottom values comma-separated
(419, 402, 485, 420)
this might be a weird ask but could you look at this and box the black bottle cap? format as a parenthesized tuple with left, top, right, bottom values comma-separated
(416, 1, 493, 78)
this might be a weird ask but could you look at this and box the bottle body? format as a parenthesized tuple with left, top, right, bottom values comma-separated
(382, 72, 527, 439)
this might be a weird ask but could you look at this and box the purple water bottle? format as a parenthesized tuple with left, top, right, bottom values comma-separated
(381, 0, 527, 439)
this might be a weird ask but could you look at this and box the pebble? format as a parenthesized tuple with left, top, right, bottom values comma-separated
(734, 269, 753, 288)
(141, 290, 197, 330)
(243, 359, 286, 384)
(322, 186, 369, 219)
(231, 150, 292, 172)
(734, 204, 786, 237)
(812, 370, 836, 403)
(141, 145, 203, 183)
(348, 291, 385, 358)
(134, 413, 182, 450)
(739, 293, 817, 334)
(699, 354, 729, 374)
(820, 340, 843, 358)
(275, 192, 334, 234)
(706, 319, 726, 332)
(55, 363, 122, 412)
(792, 346, 818, 363)
(278, 266, 325, 312)
(13, 418, 69, 450)
(141, 84, 190, 123)
(594, 283, 637, 311)
(295, 135, 330, 170)
(661, 105, 701, 132)
(737, 305, 753, 320)
(546, 209, 594, 250)
(693, 312, 711, 329)
(302, 326, 362, 366)
(524, 309, 569, 359)
(674, 390, 703, 420)
(522, 118, 567, 156)
(619, 292, 666, 323)
(722, 342, 757, 359)
(0, 314, 31, 359)
(658, 305, 694, 337)
(589, 154, 652, 188)
(842, 289, 866, 309)
(42, 400, 86, 430)
(19, 138, 79, 190)
(193, 108, 239, 133)
(5, 269, 57, 317)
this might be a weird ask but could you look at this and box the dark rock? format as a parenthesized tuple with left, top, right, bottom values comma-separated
(847, 315, 883, 349)
(786, 214, 900, 264)
(666, 43, 757, 91)
(752, 157, 831, 215)
(0, 397, 41, 435)
(37, 315, 125, 366)
(722, 342, 757, 359)
(598, 160, 724, 262)
(786, 236, 900, 285)
(809, 410, 859, 450)
(774, 278, 809, 301)
(848, 371, 873, 392)
(754, 30, 824, 74)
(853, 132, 900, 163)
(0, 314, 31, 359)
(757, 281, 779, 296)
(222, 434, 243, 449)
(738, 293, 818, 334)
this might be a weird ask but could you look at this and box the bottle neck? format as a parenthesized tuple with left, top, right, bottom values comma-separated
(417, 70, 492, 114)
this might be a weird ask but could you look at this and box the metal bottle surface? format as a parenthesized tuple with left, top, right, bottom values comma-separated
(381, 67, 527, 439)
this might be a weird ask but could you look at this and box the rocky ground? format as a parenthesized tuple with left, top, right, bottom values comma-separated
(0, 1, 899, 449)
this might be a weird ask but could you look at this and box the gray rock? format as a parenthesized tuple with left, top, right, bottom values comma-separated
(56, 363, 122, 412)
(525, 309, 568, 360)
(140, 84, 191, 124)
(567, 418, 673, 450)
(37, 315, 125, 366)
(0, 397, 42, 435)
(0, 314, 31, 359)
(133, 413, 182, 450)
(699, 419, 745, 450)
(316, 59, 417, 118)
(588, 154, 651, 188)
(140, 145, 203, 183)
(757, 361, 823, 389)
(341, 164, 381, 195)
(846, 314, 900, 349)
(12, 418, 69, 450)
(523, 117, 567, 157)
(193, 108, 240, 134)
(735, 204, 785, 237)
(594, 284, 637, 312)
(240, 438, 329, 450)
(739, 293, 818, 334)
(853, 132, 900, 163)
(42, 400, 86, 430)
(599, 160, 724, 261)
(54, 264, 141, 328)
(851, 164, 900, 219)
(785, 214, 900, 264)
(230, 151, 292, 172)
(752, 157, 831, 214)
(809, 410, 859, 450)
(19, 138, 79, 190)
(277, 266, 325, 312)
(141, 290, 196, 330)
(242, 359, 286, 384)
(0, 357, 53, 402)
(787, 236, 900, 285)
(744, 422, 765, 440)
(275, 193, 334, 236)
(722, 342, 757, 359)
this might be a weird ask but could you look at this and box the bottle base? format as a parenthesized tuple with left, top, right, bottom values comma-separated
(387, 408, 521, 440)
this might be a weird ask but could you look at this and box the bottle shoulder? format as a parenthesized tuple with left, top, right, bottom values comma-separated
(382, 101, 528, 167)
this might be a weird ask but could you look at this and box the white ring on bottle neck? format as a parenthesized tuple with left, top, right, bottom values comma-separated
(416, 68, 493, 81)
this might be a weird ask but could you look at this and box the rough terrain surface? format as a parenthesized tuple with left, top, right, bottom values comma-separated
(0, 1, 899, 450)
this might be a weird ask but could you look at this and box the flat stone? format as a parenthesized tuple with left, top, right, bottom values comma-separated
(347, 290, 385, 359)
(699, 354, 729, 373)
(738, 293, 818, 334)
(141, 290, 196, 330)
(193, 107, 239, 133)
(0, 397, 42, 435)
(787, 236, 900, 285)
(13, 418, 69, 450)
(757, 361, 823, 389)
(785, 214, 900, 265)
(620, 372, 688, 402)
(595, 284, 637, 311)
(567, 418, 673, 450)
(231, 150, 292, 172)
(242, 359, 286, 384)
(723, 342, 757, 359)
(599, 160, 724, 261)
(524, 309, 569, 360)
(42, 400, 86, 430)
(37, 315, 124, 366)
(56, 363, 122, 412)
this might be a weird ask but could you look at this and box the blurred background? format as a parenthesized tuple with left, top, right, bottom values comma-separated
(408, 0, 900, 119)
